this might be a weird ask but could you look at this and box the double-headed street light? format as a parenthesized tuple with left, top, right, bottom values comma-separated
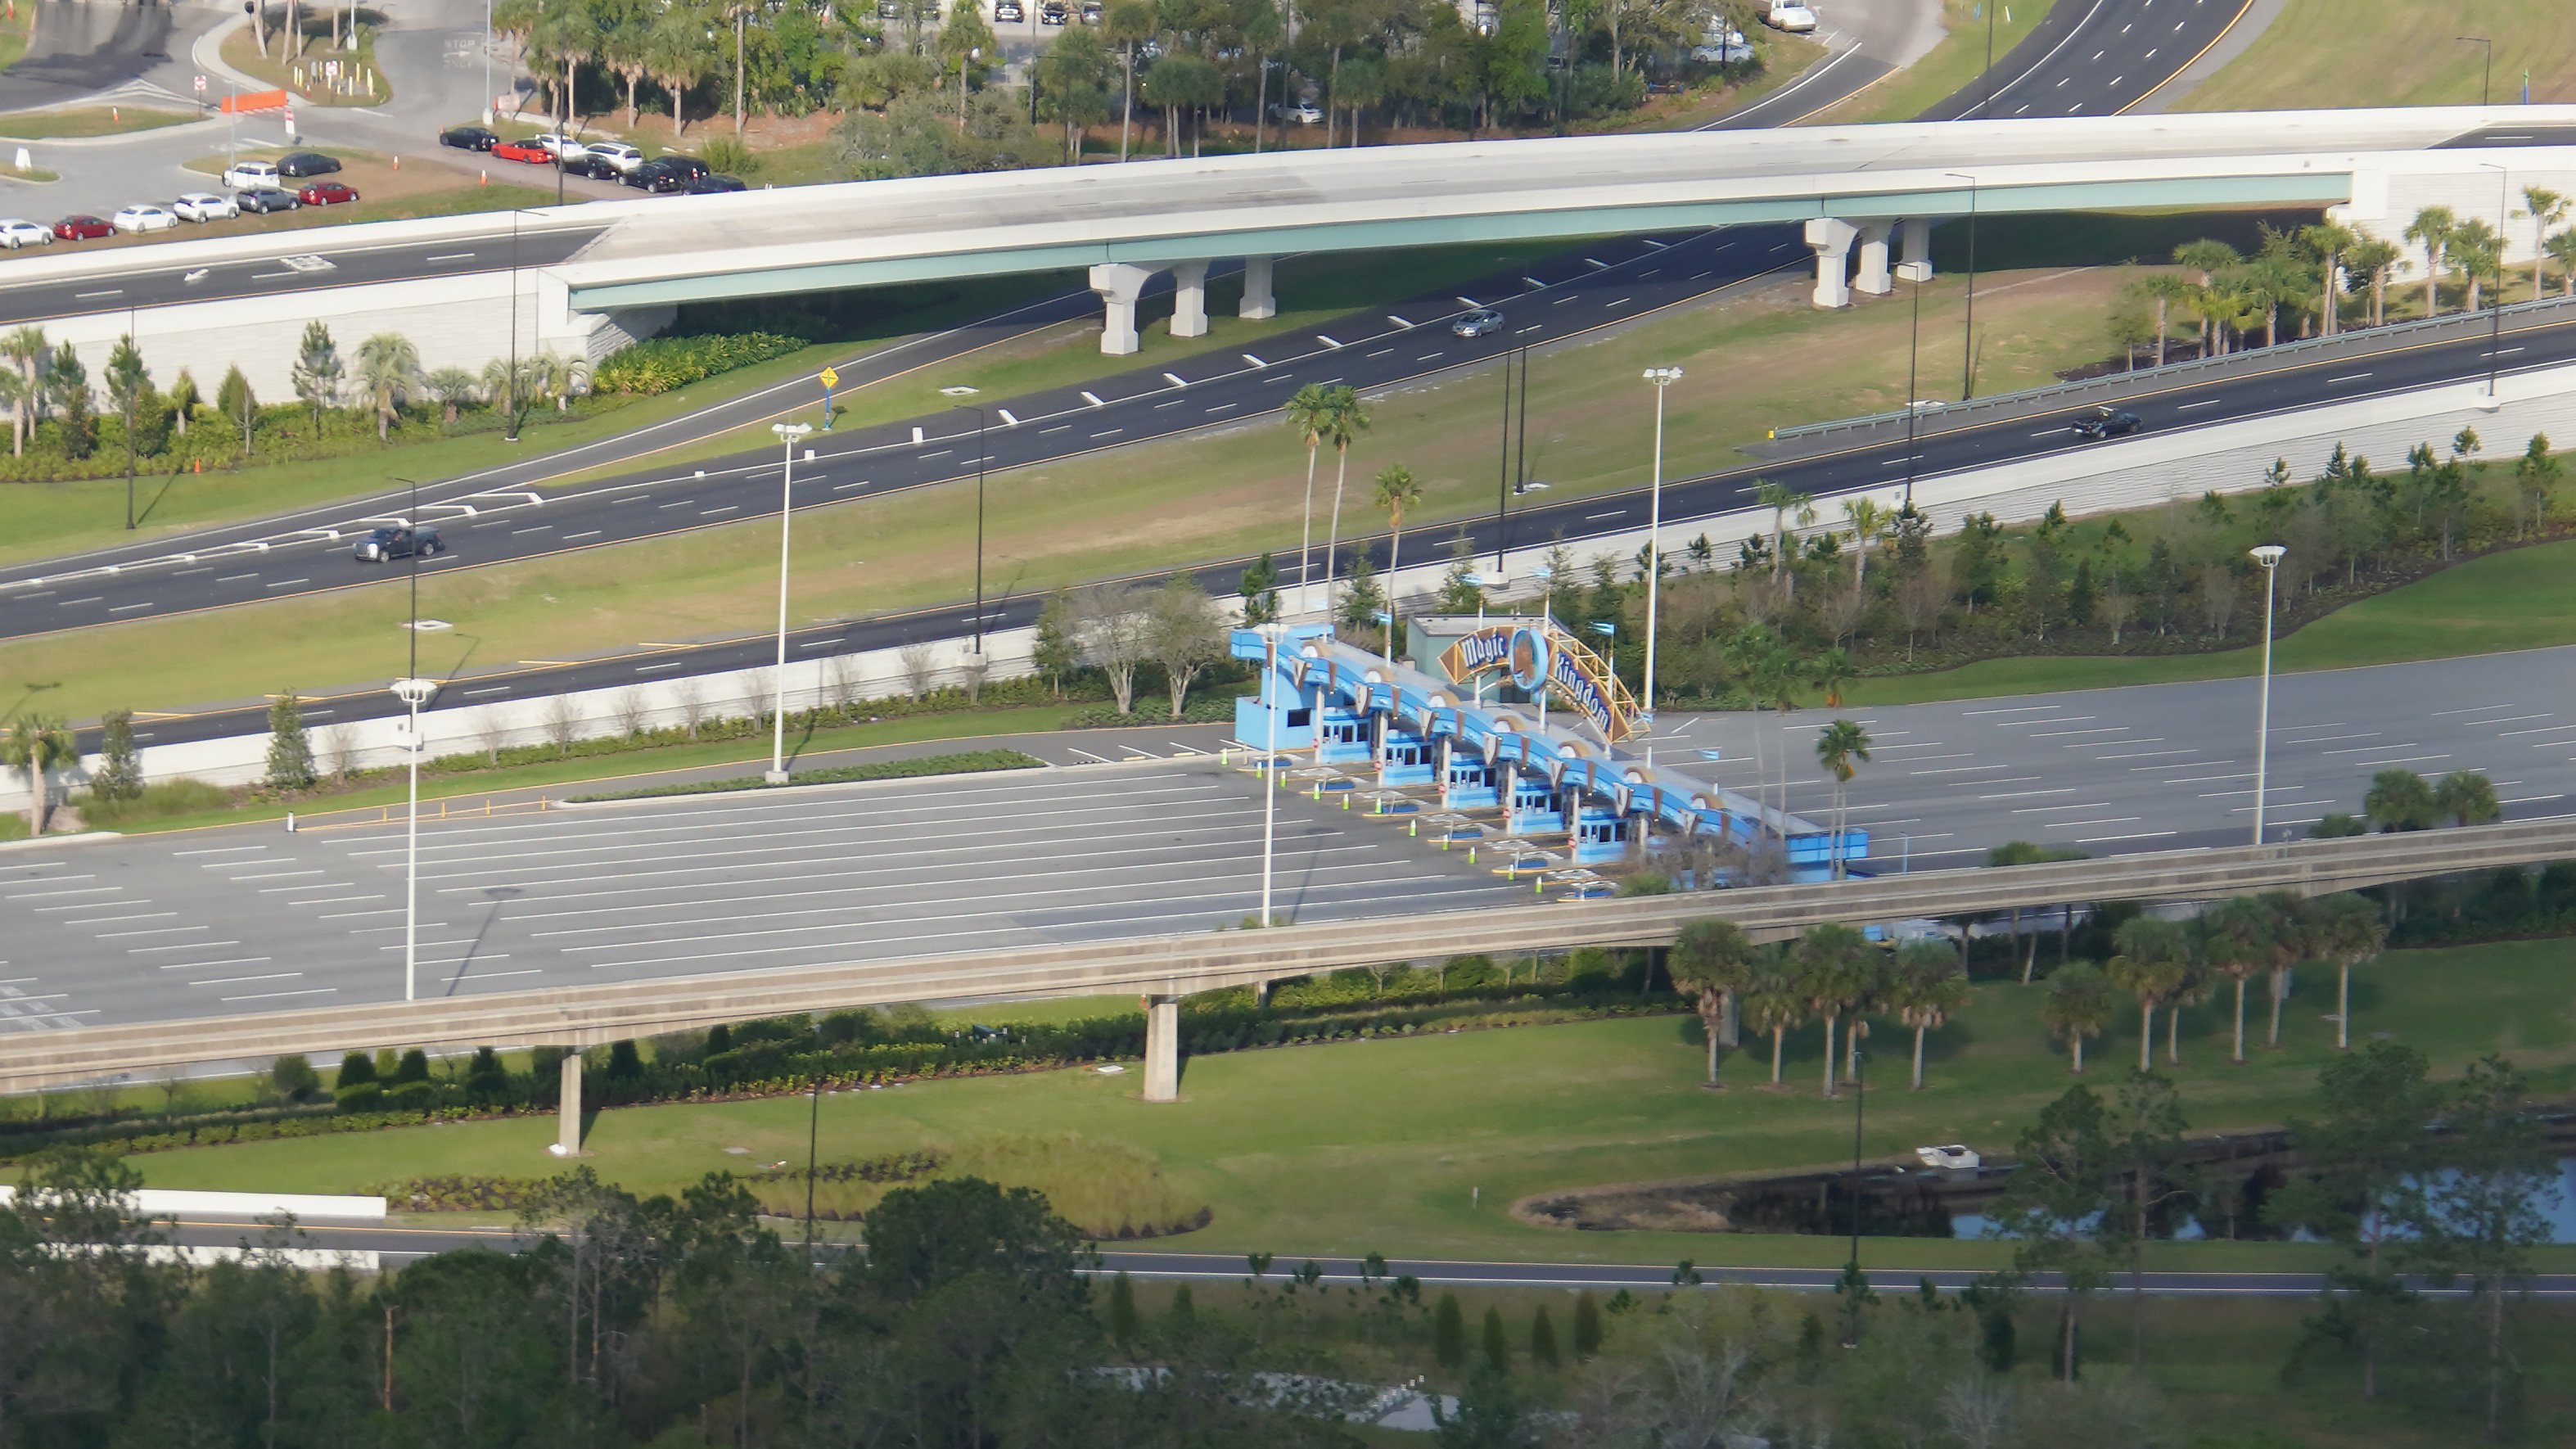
(1640, 367, 1681, 762)
(766, 422, 816, 784)
(390, 674, 439, 1003)
(2249, 544, 2286, 844)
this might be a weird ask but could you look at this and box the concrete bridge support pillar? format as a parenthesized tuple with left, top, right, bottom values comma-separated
(1803, 217, 1859, 309)
(1143, 995, 1182, 1102)
(1896, 218, 1933, 283)
(554, 1050, 584, 1157)
(1854, 220, 1895, 296)
(1090, 262, 1157, 355)
(1170, 260, 1211, 339)
(1240, 255, 1277, 319)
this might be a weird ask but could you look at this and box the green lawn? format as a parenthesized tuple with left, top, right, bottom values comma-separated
(0, 264, 2127, 722)
(2181, 0, 2576, 111)
(0, 106, 196, 138)
(126, 936, 2576, 1269)
(1846, 537, 2576, 705)
(1813, 0, 2058, 124)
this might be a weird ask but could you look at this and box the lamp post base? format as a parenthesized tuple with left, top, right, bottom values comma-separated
(762, 769, 790, 786)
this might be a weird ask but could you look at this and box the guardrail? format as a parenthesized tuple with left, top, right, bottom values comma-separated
(3, 815, 2570, 1093)
(1763, 291, 2576, 452)
(287, 794, 562, 833)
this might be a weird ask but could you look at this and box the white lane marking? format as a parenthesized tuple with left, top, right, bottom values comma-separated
(262, 577, 309, 589)
(1162, 372, 1188, 387)
(1386, 314, 1413, 327)
(425, 251, 476, 262)
(2328, 372, 2372, 384)
(74, 289, 121, 299)
(1080, 390, 1104, 406)
(2177, 397, 2223, 410)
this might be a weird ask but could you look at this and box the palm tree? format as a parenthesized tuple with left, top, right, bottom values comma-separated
(646, 6, 709, 133)
(2344, 237, 2402, 327)
(1813, 719, 1870, 881)
(1742, 956, 1804, 1087)
(1841, 497, 1886, 590)
(2041, 962, 2113, 1074)
(2404, 205, 2456, 318)
(2523, 187, 2569, 302)
(425, 366, 480, 424)
(2547, 229, 2576, 299)
(2173, 237, 2240, 287)
(2, 715, 74, 837)
(2363, 767, 2438, 831)
(2448, 217, 2502, 312)
(1810, 647, 1855, 709)
(1753, 479, 1800, 588)
(1884, 941, 1967, 1090)
(1791, 923, 1871, 1100)
(2300, 221, 2357, 336)
(2434, 769, 2502, 827)
(2105, 915, 2192, 1073)
(1315, 386, 1370, 619)
(0, 325, 43, 456)
(1103, 0, 1153, 161)
(2256, 892, 2317, 1051)
(354, 332, 420, 441)
(1748, 641, 1802, 845)
(2196, 896, 2276, 1064)
(1371, 463, 1421, 657)
(2140, 273, 2191, 366)
(1283, 383, 1331, 616)
(1667, 919, 1758, 1084)
(2308, 892, 2389, 1051)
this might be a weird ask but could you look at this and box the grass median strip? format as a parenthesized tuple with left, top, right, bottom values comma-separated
(567, 747, 1045, 801)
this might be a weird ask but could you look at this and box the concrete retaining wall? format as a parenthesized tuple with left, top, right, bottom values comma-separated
(0, 1185, 386, 1219)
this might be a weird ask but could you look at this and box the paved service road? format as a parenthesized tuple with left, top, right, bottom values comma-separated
(1676, 646, 2576, 868)
(0, 759, 1527, 1033)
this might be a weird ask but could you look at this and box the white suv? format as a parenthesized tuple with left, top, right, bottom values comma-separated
(221, 159, 280, 191)
(583, 140, 643, 174)
(532, 133, 590, 161)
(173, 191, 240, 223)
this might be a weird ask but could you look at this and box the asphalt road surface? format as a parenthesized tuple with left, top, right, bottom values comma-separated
(0, 756, 1530, 1032)
(1920, 0, 2256, 120)
(156, 1217, 2576, 1295)
(1670, 646, 2576, 869)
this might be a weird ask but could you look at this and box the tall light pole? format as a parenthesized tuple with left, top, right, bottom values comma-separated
(1902, 267, 1924, 508)
(390, 675, 435, 1002)
(2458, 35, 2493, 106)
(2249, 544, 2285, 845)
(1640, 367, 1680, 763)
(1949, 173, 1979, 399)
(766, 421, 815, 784)
(2481, 161, 2509, 407)
(1468, 571, 1506, 708)
(482, 0, 496, 124)
(1260, 625, 1279, 928)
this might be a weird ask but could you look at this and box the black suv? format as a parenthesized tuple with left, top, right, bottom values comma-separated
(439, 125, 499, 151)
(689, 173, 747, 195)
(354, 526, 444, 562)
(629, 156, 711, 192)
(2071, 406, 2143, 440)
(277, 151, 342, 178)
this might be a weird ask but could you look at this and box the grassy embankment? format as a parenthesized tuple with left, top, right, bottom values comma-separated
(121, 935, 2576, 1271)
(1809, 0, 2058, 125)
(2183, 0, 2576, 111)
(0, 106, 197, 139)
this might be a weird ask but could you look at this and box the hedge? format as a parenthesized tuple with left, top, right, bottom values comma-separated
(590, 332, 804, 395)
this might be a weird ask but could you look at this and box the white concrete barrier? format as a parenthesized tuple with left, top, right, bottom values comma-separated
(0, 1185, 387, 1220)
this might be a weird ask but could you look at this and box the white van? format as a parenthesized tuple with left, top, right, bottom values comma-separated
(221, 159, 281, 192)
(1766, 0, 1818, 32)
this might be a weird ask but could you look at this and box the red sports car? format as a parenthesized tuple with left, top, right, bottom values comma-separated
(298, 181, 359, 206)
(52, 214, 112, 240)
(492, 139, 552, 164)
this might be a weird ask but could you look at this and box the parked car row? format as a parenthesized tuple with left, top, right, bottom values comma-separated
(0, 172, 362, 248)
(446, 126, 742, 193)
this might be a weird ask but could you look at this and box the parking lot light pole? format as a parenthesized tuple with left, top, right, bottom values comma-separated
(390, 675, 437, 1002)
(1949, 173, 1979, 399)
(767, 422, 815, 784)
(1261, 624, 1279, 929)
(2249, 544, 2286, 844)
(1640, 367, 1681, 762)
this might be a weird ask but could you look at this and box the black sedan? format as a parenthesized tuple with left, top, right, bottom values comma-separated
(689, 173, 747, 194)
(2071, 406, 2144, 440)
(354, 526, 444, 563)
(629, 156, 711, 192)
(440, 125, 499, 151)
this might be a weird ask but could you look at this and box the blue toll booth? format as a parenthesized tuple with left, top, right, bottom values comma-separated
(1571, 807, 1634, 865)
(1506, 776, 1564, 836)
(1442, 754, 1500, 810)
(1378, 732, 1436, 788)
(1314, 707, 1371, 765)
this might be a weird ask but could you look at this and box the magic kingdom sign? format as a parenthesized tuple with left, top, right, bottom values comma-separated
(1437, 622, 1643, 744)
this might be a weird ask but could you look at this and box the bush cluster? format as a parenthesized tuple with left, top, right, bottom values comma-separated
(590, 332, 804, 395)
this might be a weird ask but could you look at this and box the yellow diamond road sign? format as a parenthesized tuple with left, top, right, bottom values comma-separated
(819, 365, 840, 389)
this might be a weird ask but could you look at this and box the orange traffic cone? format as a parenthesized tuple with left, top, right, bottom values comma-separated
(479, 169, 487, 186)
(391, 155, 399, 169)
(111, 106, 120, 123)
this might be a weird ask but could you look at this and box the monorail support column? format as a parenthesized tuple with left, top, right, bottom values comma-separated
(1090, 262, 1157, 355)
(1170, 260, 1211, 338)
(1854, 220, 1895, 296)
(1143, 996, 1182, 1103)
(1803, 217, 1858, 309)
(1896, 217, 1933, 283)
(1239, 255, 1277, 319)
(554, 1050, 585, 1157)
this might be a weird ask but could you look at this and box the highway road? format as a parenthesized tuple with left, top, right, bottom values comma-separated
(0, 756, 1530, 1032)
(156, 1217, 2576, 1293)
(1921, 0, 2257, 120)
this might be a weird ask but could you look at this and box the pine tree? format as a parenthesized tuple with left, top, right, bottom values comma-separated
(1480, 1306, 1511, 1373)
(1571, 1290, 1602, 1358)
(291, 320, 343, 431)
(1528, 1305, 1559, 1367)
(264, 693, 317, 792)
(336, 1050, 377, 1086)
(393, 1049, 430, 1083)
(1238, 553, 1280, 625)
(1167, 1283, 1196, 1331)
(1432, 1291, 1465, 1366)
(1032, 589, 1079, 698)
(1107, 1271, 1139, 1346)
(218, 364, 255, 458)
(92, 708, 142, 801)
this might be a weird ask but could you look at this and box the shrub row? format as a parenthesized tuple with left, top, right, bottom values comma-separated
(590, 332, 804, 395)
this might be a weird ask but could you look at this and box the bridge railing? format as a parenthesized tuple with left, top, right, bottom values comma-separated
(5, 815, 2572, 1092)
(1762, 291, 2576, 452)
